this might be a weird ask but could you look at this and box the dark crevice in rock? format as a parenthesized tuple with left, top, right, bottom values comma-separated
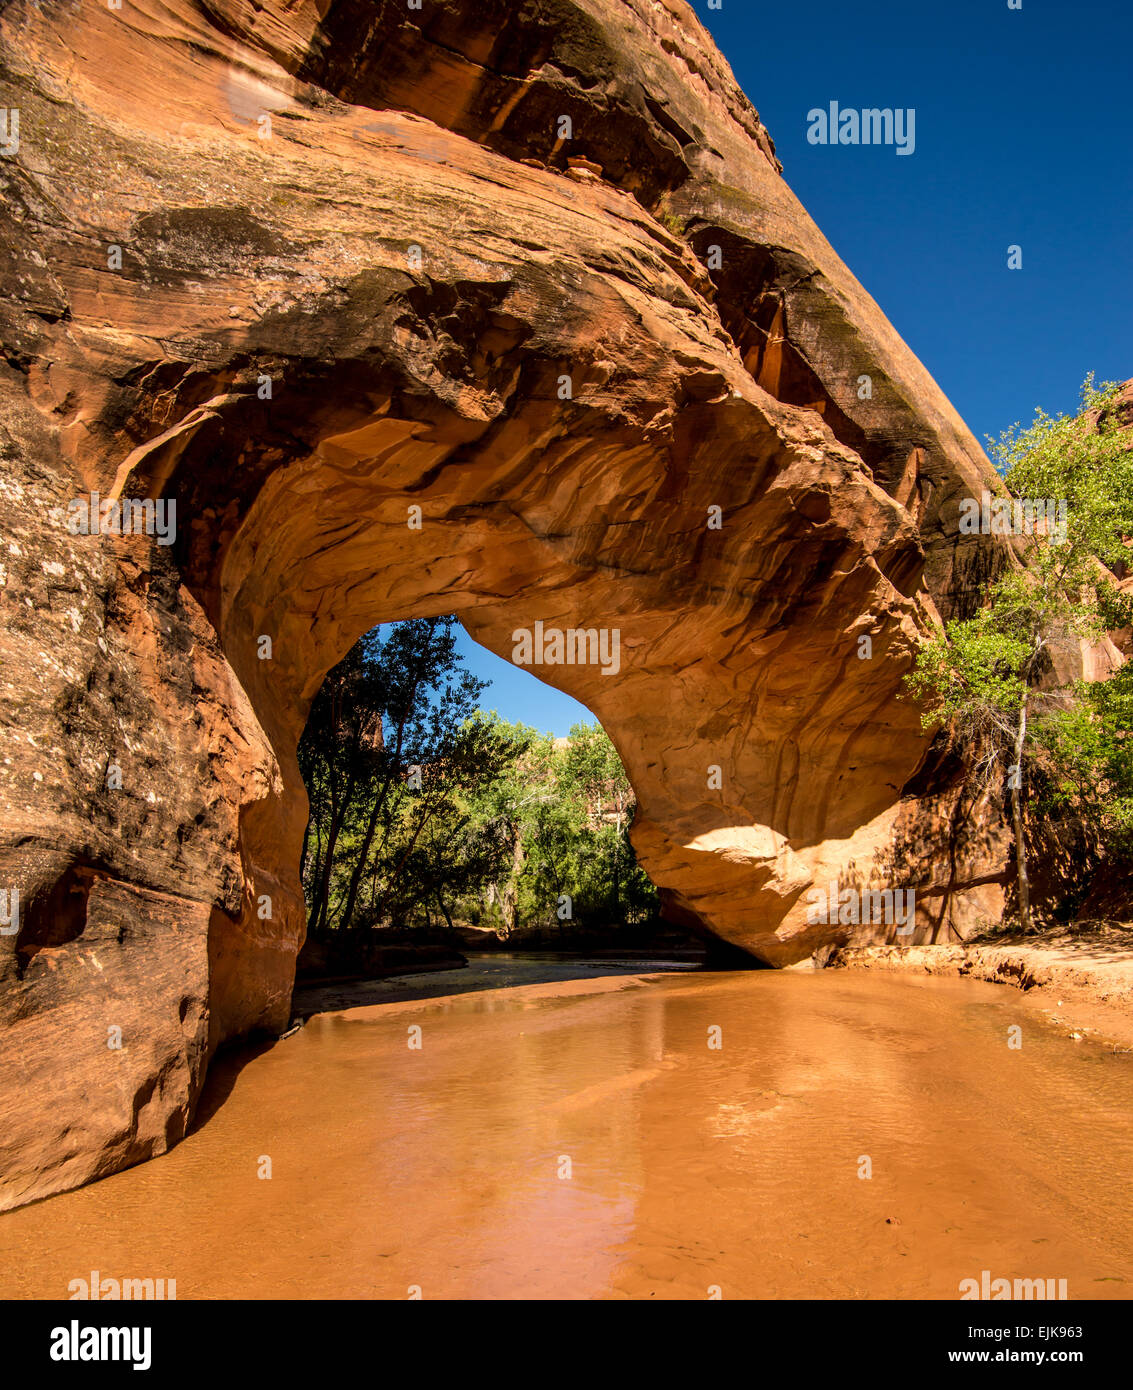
(13, 862, 101, 976)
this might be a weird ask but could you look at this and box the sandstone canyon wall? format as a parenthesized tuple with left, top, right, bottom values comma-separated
(1, 0, 1016, 1208)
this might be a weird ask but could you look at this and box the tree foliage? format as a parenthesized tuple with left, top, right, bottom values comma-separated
(298, 619, 657, 937)
(904, 377, 1133, 928)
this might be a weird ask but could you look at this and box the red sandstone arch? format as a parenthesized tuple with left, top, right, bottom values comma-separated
(0, 0, 1015, 1208)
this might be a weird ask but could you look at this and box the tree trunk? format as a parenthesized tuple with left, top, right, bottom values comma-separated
(333, 771, 394, 930)
(309, 797, 347, 936)
(373, 798, 441, 924)
(1011, 693, 1031, 932)
(502, 829, 525, 937)
(613, 809, 623, 922)
(304, 819, 323, 919)
(433, 883, 455, 932)
(336, 716, 406, 931)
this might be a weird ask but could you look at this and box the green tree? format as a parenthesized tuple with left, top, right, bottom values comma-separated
(299, 618, 506, 931)
(904, 378, 1133, 930)
(441, 718, 657, 936)
(559, 722, 640, 922)
(460, 723, 562, 935)
(371, 710, 530, 929)
(1032, 660, 1133, 861)
(299, 625, 658, 940)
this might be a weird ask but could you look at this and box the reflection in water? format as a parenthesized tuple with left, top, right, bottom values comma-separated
(0, 965, 1130, 1300)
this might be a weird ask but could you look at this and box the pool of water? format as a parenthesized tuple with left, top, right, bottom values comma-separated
(1, 964, 1129, 1300)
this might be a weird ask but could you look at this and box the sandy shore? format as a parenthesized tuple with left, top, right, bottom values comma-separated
(291, 950, 701, 1021)
(833, 926, 1133, 1051)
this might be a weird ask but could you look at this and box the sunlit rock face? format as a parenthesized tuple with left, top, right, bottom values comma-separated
(0, 0, 1014, 1206)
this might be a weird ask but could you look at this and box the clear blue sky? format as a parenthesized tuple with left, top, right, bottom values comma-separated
(701, 0, 1132, 443)
(452, 627, 594, 736)
(446, 0, 1132, 736)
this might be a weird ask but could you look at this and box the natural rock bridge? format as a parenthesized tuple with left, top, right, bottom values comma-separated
(0, 0, 1013, 1207)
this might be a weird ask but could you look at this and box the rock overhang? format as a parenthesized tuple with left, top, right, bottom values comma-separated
(0, 0, 1019, 1208)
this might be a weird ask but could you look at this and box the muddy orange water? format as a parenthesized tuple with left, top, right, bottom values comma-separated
(1, 959, 1131, 1300)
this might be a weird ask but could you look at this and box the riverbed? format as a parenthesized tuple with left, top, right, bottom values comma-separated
(1, 960, 1129, 1300)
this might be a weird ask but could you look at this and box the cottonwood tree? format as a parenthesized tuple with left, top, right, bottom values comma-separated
(459, 719, 656, 935)
(300, 625, 659, 937)
(299, 617, 505, 932)
(905, 378, 1133, 931)
(560, 722, 640, 922)
(370, 710, 528, 929)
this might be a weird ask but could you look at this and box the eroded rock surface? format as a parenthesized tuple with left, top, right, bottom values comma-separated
(1, 0, 1018, 1206)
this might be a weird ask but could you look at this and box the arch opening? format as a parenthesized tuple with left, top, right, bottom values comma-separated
(164, 361, 1003, 1064)
(288, 615, 728, 993)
